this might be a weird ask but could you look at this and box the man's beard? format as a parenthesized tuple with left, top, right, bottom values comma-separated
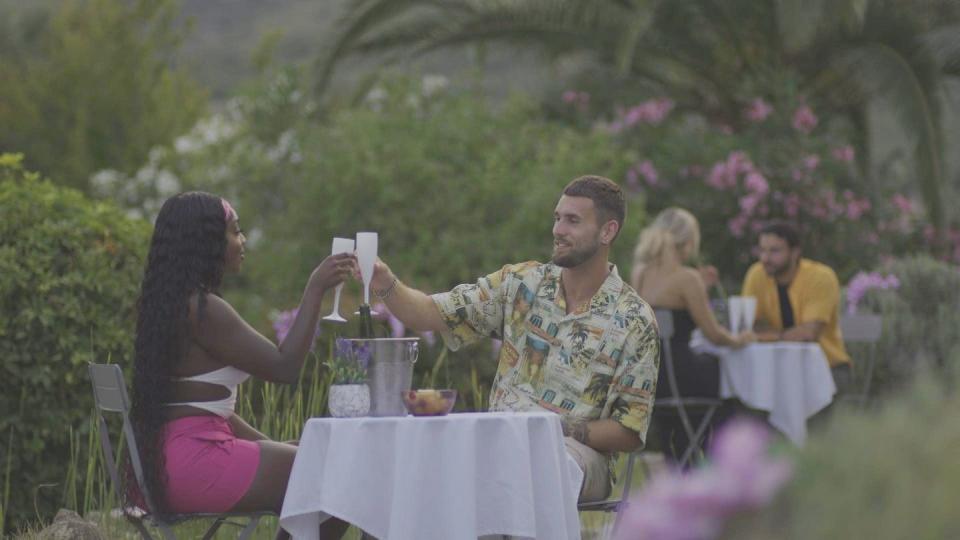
(552, 237, 601, 268)
(764, 257, 797, 280)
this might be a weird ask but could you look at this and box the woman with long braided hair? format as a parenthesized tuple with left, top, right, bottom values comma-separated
(130, 192, 352, 539)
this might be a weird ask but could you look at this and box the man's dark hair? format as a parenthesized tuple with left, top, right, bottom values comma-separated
(562, 175, 626, 240)
(759, 220, 801, 249)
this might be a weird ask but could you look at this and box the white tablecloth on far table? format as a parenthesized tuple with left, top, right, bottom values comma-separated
(279, 411, 584, 540)
(691, 333, 836, 445)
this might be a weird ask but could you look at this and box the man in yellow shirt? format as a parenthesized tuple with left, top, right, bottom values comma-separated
(741, 221, 850, 387)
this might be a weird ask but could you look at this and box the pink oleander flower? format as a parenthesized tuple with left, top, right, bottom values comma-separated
(744, 172, 769, 194)
(739, 192, 763, 215)
(705, 151, 753, 190)
(636, 160, 660, 186)
(832, 145, 855, 163)
(705, 162, 730, 190)
(623, 98, 675, 127)
(792, 104, 818, 134)
(891, 193, 915, 215)
(728, 214, 748, 238)
(802, 154, 820, 171)
(783, 193, 801, 217)
(562, 90, 578, 104)
(616, 418, 793, 540)
(745, 98, 773, 122)
(845, 271, 900, 314)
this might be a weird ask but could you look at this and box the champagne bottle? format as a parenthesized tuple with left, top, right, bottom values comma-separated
(358, 303, 375, 339)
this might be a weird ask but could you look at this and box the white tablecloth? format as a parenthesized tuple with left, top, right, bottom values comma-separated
(279, 411, 584, 540)
(691, 334, 836, 445)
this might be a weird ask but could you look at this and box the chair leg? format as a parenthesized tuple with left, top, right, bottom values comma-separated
(200, 517, 227, 540)
(127, 516, 157, 540)
(679, 406, 719, 468)
(236, 516, 262, 540)
(157, 522, 178, 540)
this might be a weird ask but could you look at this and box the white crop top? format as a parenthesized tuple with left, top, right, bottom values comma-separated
(165, 366, 251, 418)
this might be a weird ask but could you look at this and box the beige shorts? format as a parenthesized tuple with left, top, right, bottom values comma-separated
(564, 436, 612, 503)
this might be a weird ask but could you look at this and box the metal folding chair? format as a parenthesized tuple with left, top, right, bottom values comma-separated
(88, 363, 273, 540)
(652, 309, 723, 468)
(839, 313, 883, 407)
(577, 450, 641, 536)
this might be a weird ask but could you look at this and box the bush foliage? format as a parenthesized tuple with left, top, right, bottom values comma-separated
(0, 154, 149, 532)
(855, 256, 960, 395)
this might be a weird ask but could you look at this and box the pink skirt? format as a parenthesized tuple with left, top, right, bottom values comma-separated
(160, 415, 261, 513)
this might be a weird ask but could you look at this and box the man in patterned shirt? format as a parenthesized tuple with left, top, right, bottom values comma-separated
(365, 175, 660, 502)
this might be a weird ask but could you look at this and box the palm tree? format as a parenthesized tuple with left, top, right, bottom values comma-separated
(315, 0, 960, 228)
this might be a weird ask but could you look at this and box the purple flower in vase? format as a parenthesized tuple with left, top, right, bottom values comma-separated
(335, 337, 353, 360)
(354, 342, 372, 370)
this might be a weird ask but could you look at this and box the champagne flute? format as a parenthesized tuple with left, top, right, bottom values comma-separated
(322, 237, 355, 323)
(356, 232, 378, 315)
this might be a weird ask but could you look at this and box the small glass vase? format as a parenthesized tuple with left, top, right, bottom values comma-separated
(328, 383, 371, 418)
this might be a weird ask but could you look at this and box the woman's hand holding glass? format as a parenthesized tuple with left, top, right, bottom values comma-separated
(322, 238, 356, 323)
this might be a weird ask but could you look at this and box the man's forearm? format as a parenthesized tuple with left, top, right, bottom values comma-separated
(561, 417, 641, 453)
(781, 322, 822, 342)
(377, 276, 448, 333)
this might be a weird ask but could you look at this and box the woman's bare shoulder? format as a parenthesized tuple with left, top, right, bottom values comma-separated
(186, 292, 234, 327)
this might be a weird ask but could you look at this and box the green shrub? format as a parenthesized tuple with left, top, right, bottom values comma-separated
(856, 256, 960, 396)
(0, 154, 150, 533)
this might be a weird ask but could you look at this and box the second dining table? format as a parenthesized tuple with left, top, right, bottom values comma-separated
(691, 332, 836, 445)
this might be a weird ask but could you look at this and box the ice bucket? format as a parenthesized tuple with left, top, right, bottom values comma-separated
(347, 337, 419, 416)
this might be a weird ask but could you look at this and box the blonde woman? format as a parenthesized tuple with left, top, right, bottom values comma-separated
(631, 207, 754, 460)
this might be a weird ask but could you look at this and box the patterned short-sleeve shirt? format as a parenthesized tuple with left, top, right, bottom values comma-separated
(431, 261, 660, 443)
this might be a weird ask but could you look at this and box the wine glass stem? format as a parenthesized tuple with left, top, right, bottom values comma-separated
(332, 284, 343, 313)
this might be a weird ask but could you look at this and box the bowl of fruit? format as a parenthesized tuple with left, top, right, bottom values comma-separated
(401, 389, 457, 416)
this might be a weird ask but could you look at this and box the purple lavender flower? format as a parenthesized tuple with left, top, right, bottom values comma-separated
(335, 337, 353, 360)
(273, 307, 322, 348)
(273, 308, 299, 344)
(356, 343, 372, 369)
(373, 302, 407, 338)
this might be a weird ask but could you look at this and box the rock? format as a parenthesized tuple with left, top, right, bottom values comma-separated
(37, 509, 105, 540)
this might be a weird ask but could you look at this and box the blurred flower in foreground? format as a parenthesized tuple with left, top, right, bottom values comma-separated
(616, 418, 793, 540)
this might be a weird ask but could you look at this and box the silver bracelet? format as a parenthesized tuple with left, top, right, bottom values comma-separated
(374, 277, 399, 300)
